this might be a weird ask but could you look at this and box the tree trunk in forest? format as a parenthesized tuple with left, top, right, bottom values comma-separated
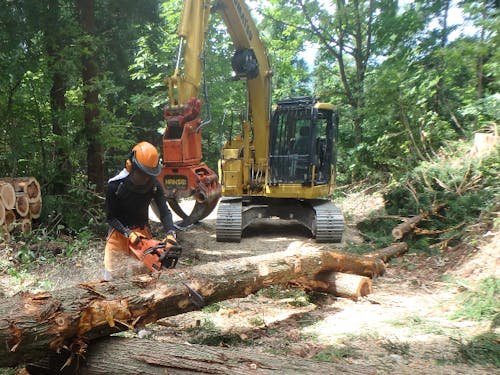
(45, 0, 71, 194)
(77, 0, 104, 193)
(25, 337, 376, 375)
(0, 243, 384, 367)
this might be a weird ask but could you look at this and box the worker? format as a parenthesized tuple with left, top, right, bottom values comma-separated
(103, 141, 177, 280)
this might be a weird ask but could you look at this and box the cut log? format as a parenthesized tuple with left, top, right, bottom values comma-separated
(15, 194, 29, 217)
(469, 132, 499, 157)
(366, 242, 409, 263)
(0, 201, 5, 226)
(0, 181, 16, 210)
(290, 271, 372, 300)
(392, 213, 427, 239)
(0, 177, 41, 203)
(29, 200, 42, 219)
(4, 210, 16, 228)
(325, 272, 372, 299)
(25, 337, 376, 375)
(0, 243, 385, 367)
(0, 224, 10, 242)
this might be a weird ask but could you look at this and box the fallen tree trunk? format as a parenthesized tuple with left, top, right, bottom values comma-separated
(0, 243, 385, 367)
(367, 242, 409, 263)
(392, 213, 427, 239)
(25, 337, 376, 375)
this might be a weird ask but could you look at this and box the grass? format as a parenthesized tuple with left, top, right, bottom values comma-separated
(256, 285, 311, 307)
(312, 344, 360, 362)
(450, 276, 499, 322)
(248, 315, 266, 327)
(453, 332, 500, 367)
(185, 317, 248, 346)
(381, 338, 411, 357)
(388, 315, 446, 335)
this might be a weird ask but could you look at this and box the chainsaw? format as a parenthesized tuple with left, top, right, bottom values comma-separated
(129, 237, 182, 272)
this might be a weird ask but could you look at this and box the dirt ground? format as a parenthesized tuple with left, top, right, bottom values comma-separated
(1, 191, 498, 374)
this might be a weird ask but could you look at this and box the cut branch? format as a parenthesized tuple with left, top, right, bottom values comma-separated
(392, 213, 427, 240)
(366, 242, 409, 263)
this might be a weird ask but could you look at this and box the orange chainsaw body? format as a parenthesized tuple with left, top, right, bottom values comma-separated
(129, 238, 181, 272)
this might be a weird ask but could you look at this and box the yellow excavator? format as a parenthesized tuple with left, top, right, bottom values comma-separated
(159, 0, 343, 243)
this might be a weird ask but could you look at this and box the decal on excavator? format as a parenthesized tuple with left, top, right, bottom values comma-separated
(164, 175, 188, 190)
(233, 0, 253, 40)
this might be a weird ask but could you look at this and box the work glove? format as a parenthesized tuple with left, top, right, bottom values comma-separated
(163, 229, 178, 246)
(127, 231, 143, 245)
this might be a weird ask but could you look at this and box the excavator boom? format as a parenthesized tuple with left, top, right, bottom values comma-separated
(158, 0, 344, 241)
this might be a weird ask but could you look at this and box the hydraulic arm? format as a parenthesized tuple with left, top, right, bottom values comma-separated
(158, 0, 344, 242)
(158, 0, 220, 226)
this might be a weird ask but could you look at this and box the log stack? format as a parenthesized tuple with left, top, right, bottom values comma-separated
(0, 177, 42, 240)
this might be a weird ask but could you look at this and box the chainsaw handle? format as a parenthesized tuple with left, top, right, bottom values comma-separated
(141, 244, 165, 259)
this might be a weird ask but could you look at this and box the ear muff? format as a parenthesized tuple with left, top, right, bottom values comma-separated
(125, 150, 135, 172)
(125, 159, 132, 172)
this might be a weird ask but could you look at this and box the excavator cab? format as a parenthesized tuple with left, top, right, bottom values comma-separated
(269, 97, 338, 186)
(217, 96, 343, 243)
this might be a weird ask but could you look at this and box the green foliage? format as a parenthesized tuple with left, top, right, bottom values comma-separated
(7, 225, 97, 270)
(356, 218, 402, 249)
(383, 143, 499, 247)
(41, 177, 106, 235)
(450, 277, 500, 322)
(202, 302, 223, 313)
(0, 0, 498, 238)
(453, 332, 500, 368)
(248, 315, 266, 327)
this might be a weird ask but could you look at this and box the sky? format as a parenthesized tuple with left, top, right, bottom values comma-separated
(298, 0, 476, 68)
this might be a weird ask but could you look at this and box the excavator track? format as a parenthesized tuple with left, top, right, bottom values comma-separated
(312, 200, 344, 243)
(215, 198, 242, 242)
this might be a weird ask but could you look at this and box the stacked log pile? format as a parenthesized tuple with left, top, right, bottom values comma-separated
(0, 177, 41, 240)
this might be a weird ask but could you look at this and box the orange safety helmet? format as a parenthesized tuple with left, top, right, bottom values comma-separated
(125, 141, 161, 176)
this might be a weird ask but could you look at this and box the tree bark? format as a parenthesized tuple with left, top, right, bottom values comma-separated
(77, 0, 104, 193)
(45, 0, 71, 195)
(367, 242, 409, 263)
(25, 337, 376, 375)
(0, 244, 384, 367)
(392, 213, 427, 240)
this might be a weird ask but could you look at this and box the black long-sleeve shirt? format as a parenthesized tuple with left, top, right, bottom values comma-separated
(105, 175, 174, 236)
